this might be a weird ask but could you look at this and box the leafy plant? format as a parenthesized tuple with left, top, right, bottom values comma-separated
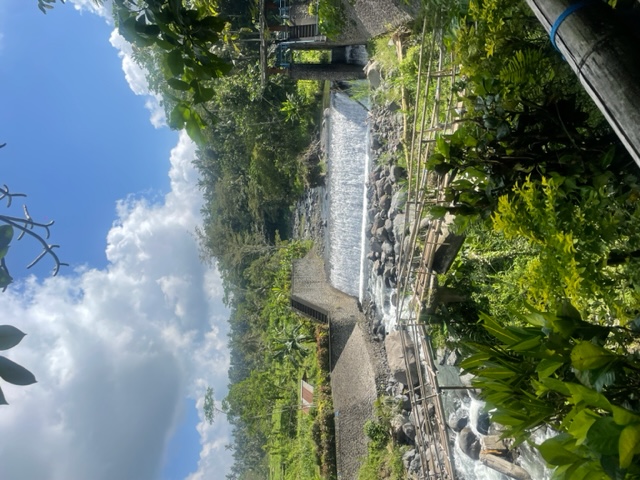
(491, 172, 640, 324)
(460, 306, 640, 478)
(0, 325, 37, 405)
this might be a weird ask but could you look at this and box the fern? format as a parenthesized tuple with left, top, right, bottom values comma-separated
(499, 48, 554, 99)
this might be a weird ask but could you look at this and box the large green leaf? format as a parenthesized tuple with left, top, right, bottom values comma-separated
(508, 334, 542, 352)
(167, 78, 191, 91)
(619, 423, 640, 468)
(0, 356, 36, 385)
(0, 325, 26, 351)
(538, 434, 583, 466)
(480, 312, 523, 345)
(611, 405, 640, 426)
(459, 352, 491, 370)
(478, 365, 516, 380)
(571, 341, 617, 370)
(568, 409, 599, 446)
(166, 49, 184, 76)
(536, 358, 564, 379)
(0, 225, 14, 249)
(587, 417, 623, 456)
(566, 382, 612, 411)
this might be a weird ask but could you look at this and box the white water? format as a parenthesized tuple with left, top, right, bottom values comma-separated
(326, 91, 370, 300)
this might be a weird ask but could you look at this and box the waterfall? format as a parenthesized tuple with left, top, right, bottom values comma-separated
(326, 91, 370, 300)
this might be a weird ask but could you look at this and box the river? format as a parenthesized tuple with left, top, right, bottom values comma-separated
(324, 89, 551, 480)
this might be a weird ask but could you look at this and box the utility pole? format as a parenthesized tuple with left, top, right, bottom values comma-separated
(524, 0, 640, 167)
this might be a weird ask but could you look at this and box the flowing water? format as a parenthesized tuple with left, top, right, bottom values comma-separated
(325, 90, 370, 300)
(324, 91, 551, 480)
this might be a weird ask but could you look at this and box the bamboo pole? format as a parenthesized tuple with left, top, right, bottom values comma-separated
(524, 0, 640, 167)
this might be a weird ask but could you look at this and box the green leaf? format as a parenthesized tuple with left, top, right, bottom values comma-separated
(0, 384, 7, 405)
(0, 268, 12, 289)
(0, 225, 14, 249)
(166, 49, 184, 76)
(611, 405, 640, 426)
(185, 117, 206, 145)
(537, 359, 564, 379)
(619, 423, 640, 468)
(460, 353, 491, 371)
(167, 78, 191, 91)
(568, 409, 599, 446)
(587, 417, 623, 456)
(436, 135, 450, 159)
(538, 434, 583, 466)
(480, 312, 522, 345)
(509, 334, 542, 352)
(0, 356, 36, 385)
(169, 105, 185, 129)
(496, 121, 510, 140)
(540, 377, 571, 396)
(566, 382, 612, 411)
(571, 342, 617, 370)
(0, 325, 26, 350)
(479, 365, 516, 380)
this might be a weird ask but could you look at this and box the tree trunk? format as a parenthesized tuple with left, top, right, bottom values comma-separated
(524, 0, 640, 167)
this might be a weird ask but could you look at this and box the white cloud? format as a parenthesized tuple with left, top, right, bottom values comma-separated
(109, 29, 167, 128)
(68, 0, 112, 18)
(0, 132, 232, 480)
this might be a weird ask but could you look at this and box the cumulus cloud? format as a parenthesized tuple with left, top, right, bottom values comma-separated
(68, 0, 112, 18)
(109, 29, 167, 128)
(0, 132, 232, 480)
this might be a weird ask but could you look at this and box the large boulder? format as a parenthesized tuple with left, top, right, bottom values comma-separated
(384, 330, 420, 386)
(458, 426, 481, 460)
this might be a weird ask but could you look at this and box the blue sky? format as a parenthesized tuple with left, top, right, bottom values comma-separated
(0, 1, 231, 479)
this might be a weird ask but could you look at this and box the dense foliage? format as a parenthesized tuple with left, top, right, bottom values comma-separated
(416, 0, 640, 477)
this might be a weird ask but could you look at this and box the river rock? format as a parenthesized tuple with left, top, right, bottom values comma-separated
(390, 190, 408, 214)
(393, 214, 408, 241)
(390, 413, 411, 444)
(395, 394, 411, 411)
(385, 330, 420, 386)
(458, 426, 481, 460)
(447, 411, 468, 433)
(379, 194, 391, 212)
(382, 241, 394, 256)
(477, 412, 491, 435)
(375, 227, 389, 243)
(402, 449, 416, 470)
(402, 422, 416, 443)
(370, 214, 383, 236)
(364, 60, 382, 89)
(389, 165, 406, 183)
(370, 238, 382, 253)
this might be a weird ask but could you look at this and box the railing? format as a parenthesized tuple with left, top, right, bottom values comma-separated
(393, 5, 463, 480)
